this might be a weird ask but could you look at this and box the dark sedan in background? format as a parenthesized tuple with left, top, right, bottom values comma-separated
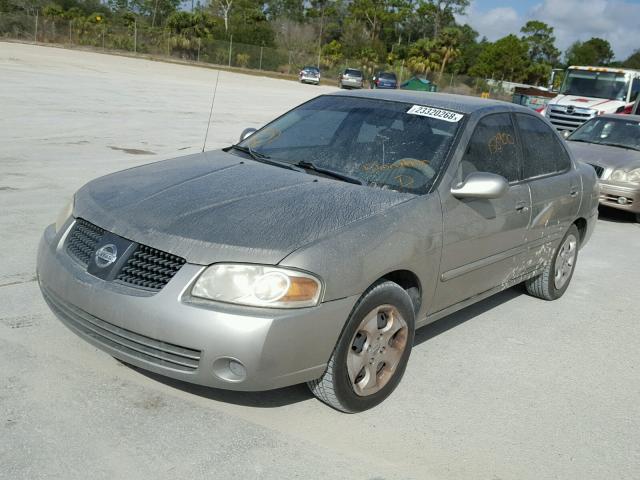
(566, 114, 640, 221)
(371, 71, 398, 89)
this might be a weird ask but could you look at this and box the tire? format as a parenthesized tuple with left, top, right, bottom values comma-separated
(525, 224, 580, 300)
(307, 281, 415, 413)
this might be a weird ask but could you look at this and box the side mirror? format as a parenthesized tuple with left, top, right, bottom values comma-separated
(451, 172, 509, 199)
(239, 127, 257, 142)
(562, 130, 571, 139)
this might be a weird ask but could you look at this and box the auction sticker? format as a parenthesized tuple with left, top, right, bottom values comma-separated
(407, 105, 463, 123)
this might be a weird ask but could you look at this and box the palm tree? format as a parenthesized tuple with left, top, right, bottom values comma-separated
(436, 27, 462, 84)
(407, 38, 440, 76)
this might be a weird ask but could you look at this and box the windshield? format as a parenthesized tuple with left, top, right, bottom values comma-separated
(237, 95, 463, 193)
(569, 117, 640, 150)
(560, 70, 629, 101)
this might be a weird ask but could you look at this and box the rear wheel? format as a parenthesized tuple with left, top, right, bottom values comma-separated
(307, 281, 415, 413)
(525, 224, 580, 300)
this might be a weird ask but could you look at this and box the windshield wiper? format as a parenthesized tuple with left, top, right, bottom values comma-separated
(227, 144, 301, 171)
(294, 160, 363, 185)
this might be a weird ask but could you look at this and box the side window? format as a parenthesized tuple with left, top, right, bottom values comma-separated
(459, 113, 521, 182)
(630, 78, 640, 103)
(515, 114, 571, 179)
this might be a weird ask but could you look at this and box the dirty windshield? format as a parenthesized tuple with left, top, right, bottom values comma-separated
(238, 96, 462, 193)
(560, 70, 629, 101)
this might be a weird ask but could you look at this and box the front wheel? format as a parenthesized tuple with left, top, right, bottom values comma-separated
(525, 224, 580, 300)
(307, 281, 415, 413)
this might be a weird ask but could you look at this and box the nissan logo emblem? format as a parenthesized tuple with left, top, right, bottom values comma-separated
(95, 244, 118, 268)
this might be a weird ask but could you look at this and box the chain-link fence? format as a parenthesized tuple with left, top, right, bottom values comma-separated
(1, 12, 514, 101)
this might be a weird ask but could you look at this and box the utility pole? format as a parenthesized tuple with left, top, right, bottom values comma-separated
(133, 20, 137, 53)
(316, 4, 325, 70)
(259, 45, 263, 70)
(228, 35, 233, 67)
(34, 11, 38, 43)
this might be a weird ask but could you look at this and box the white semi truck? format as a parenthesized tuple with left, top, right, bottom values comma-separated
(542, 66, 640, 132)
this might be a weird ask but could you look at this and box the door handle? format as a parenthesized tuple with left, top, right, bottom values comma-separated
(569, 189, 579, 198)
(515, 201, 529, 213)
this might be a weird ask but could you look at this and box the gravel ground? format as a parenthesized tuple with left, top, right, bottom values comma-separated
(1, 42, 639, 480)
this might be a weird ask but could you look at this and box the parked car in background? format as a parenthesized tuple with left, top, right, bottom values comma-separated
(371, 71, 398, 89)
(565, 114, 640, 221)
(338, 68, 364, 89)
(299, 66, 320, 85)
(38, 91, 598, 413)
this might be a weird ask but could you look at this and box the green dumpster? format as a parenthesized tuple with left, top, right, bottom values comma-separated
(400, 77, 438, 92)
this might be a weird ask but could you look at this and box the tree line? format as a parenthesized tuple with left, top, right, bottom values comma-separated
(2, 0, 639, 84)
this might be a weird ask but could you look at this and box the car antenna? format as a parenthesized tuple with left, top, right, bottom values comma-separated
(202, 69, 221, 152)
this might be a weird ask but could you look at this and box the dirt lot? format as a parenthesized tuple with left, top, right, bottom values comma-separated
(1, 42, 639, 480)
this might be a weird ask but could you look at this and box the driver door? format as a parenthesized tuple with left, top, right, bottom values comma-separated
(432, 113, 531, 313)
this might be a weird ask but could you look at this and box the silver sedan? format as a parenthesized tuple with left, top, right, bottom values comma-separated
(565, 114, 640, 221)
(37, 91, 599, 412)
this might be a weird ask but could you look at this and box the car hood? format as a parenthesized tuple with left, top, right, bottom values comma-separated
(74, 150, 415, 265)
(566, 140, 640, 170)
(550, 94, 626, 112)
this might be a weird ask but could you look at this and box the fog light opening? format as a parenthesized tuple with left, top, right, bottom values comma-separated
(212, 357, 247, 383)
(617, 196, 629, 205)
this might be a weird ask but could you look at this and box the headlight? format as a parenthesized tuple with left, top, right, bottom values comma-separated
(610, 169, 627, 182)
(191, 264, 322, 308)
(55, 196, 74, 232)
(627, 168, 640, 184)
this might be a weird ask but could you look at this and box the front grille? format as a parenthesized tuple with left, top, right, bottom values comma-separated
(66, 218, 105, 265)
(588, 163, 605, 178)
(117, 245, 186, 291)
(548, 105, 596, 132)
(42, 286, 201, 372)
(65, 218, 185, 292)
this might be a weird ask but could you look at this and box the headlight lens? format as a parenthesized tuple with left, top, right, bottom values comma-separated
(610, 169, 627, 182)
(55, 197, 74, 232)
(627, 168, 640, 184)
(191, 264, 322, 308)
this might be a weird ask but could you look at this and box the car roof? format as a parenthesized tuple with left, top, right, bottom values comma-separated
(330, 90, 531, 115)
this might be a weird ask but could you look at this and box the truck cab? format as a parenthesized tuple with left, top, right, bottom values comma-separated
(543, 66, 640, 132)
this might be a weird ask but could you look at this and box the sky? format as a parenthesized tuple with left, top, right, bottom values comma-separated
(457, 0, 640, 60)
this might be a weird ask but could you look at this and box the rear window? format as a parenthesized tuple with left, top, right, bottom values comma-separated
(379, 72, 397, 80)
(345, 69, 363, 77)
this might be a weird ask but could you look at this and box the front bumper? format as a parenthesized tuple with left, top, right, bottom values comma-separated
(598, 181, 640, 213)
(37, 222, 359, 391)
